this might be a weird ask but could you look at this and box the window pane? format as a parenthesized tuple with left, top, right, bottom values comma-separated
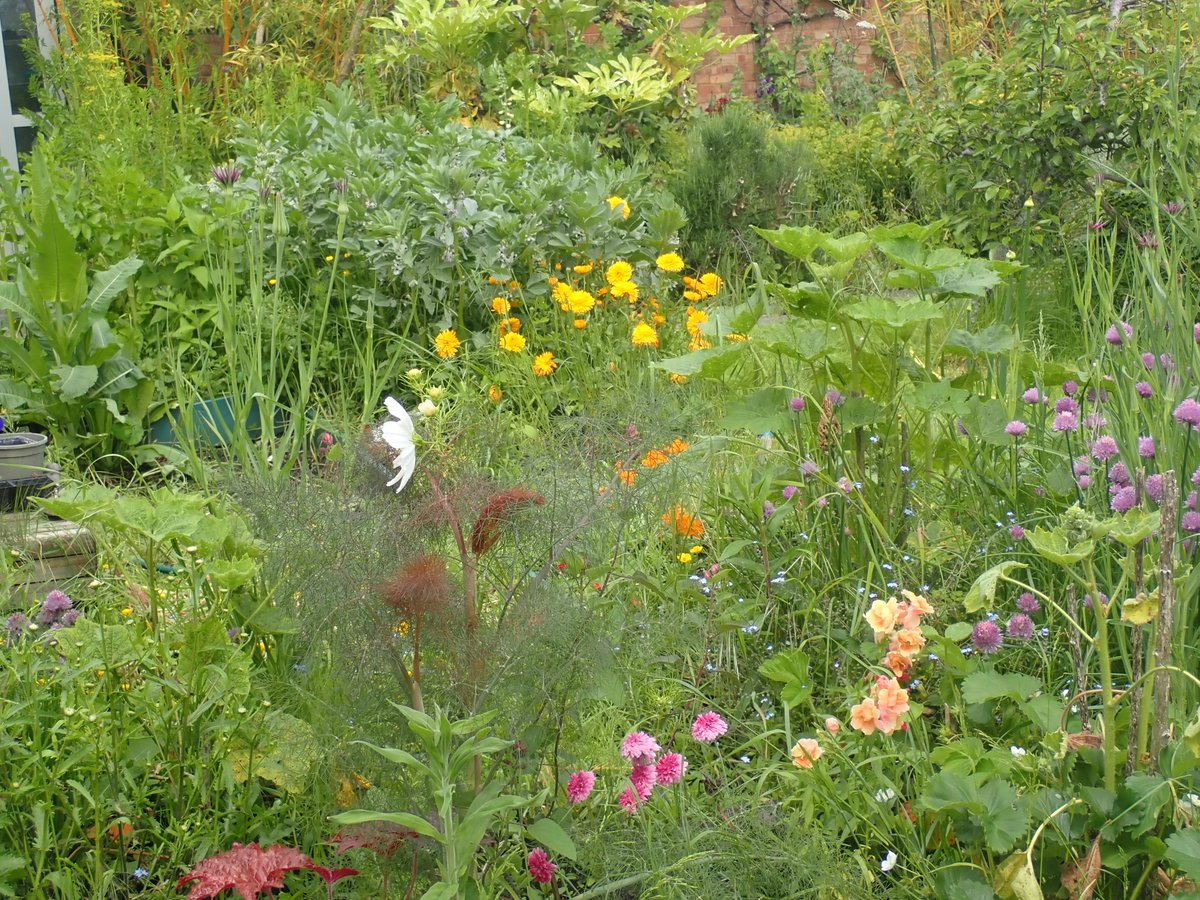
(1, 0, 39, 114)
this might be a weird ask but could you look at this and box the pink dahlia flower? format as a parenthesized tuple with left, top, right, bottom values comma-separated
(691, 711, 728, 743)
(618, 786, 640, 813)
(630, 763, 657, 800)
(620, 731, 661, 764)
(656, 753, 687, 786)
(527, 848, 557, 884)
(566, 770, 596, 804)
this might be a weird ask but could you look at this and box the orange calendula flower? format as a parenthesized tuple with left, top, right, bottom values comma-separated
(699, 272, 723, 296)
(615, 462, 636, 487)
(664, 438, 689, 455)
(631, 322, 659, 348)
(640, 449, 670, 468)
(651, 313, 666, 325)
(532, 351, 557, 377)
(553, 282, 572, 309)
(663, 505, 705, 537)
(688, 334, 712, 352)
(568, 290, 597, 315)
(573, 262, 594, 275)
(790, 738, 823, 769)
(491, 296, 511, 315)
(487, 384, 503, 403)
(726, 333, 747, 343)
(499, 332, 526, 353)
(686, 306, 709, 336)
(434, 329, 461, 359)
(669, 373, 688, 384)
(611, 281, 640, 303)
(605, 260, 633, 286)
(500, 316, 521, 333)
(656, 252, 685, 273)
(573, 318, 587, 329)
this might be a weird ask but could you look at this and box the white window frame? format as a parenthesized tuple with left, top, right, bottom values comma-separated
(0, 0, 54, 171)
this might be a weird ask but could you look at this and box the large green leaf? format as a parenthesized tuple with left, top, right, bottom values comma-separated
(945, 324, 1020, 356)
(909, 380, 972, 415)
(753, 224, 829, 261)
(51, 365, 99, 402)
(919, 770, 983, 813)
(527, 818, 577, 860)
(84, 255, 142, 317)
(1165, 827, 1200, 882)
(757, 649, 812, 706)
(962, 671, 1042, 705)
(1025, 527, 1094, 565)
(28, 200, 87, 307)
(963, 561, 1026, 613)
(719, 387, 791, 434)
(980, 780, 1029, 852)
(328, 809, 442, 843)
(841, 297, 944, 330)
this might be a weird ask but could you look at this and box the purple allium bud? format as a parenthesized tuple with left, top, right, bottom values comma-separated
(1090, 435, 1118, 460)
(1083, 413, 1107, 431)
(212, 164, 242, 186)
(1145, 474, 1164, 504)
(1161, 353, 1176, 374)
(789, 396, 806, 412)
(1022, 387, 1042, 404)
(1105, 322, 1132, 346)
(1140, 352, 1155, 370)
(799, 459, 819, 477)
(37, 590, 73, 625)
(1110, 461, 1131, 486)
(971, 620, 1003, 654)
(1135, 381, 1153, 399)
(782, 485, 798, 501)
(1138, 436, 1156, 458)
(1073, 456, 1091, 478)
(1010, 525, 1025, 541)
(1174, 398, 1200, 428)
(1187, 491, 1198, 511)
(1055, 396, 1079, 415)
(956, 419, 969, 436)
(1007, 614, 1035, 641)
(1062, 381, 1079, 397)
(1078, 475, 1092, 490)
(1184, 511, 1200, 532)
(1111, 486, 1138, 513)
(1016, 592, 1040, 613)
(1005, 421, 1028, 437)
(825, 389, 843, 406)
(1053, 412, 1078, 432)
(1088, 220, 1106, 231)
(762, 501, 776, 519)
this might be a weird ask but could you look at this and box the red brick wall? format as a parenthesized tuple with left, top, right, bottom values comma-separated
(680, 0, 897, 107)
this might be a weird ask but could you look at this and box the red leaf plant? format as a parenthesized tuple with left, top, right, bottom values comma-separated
(177, 842, 357, 900)
(469, 486, 545, 556)
(177, 843, 312, 900)
(330, 821, 420, 858)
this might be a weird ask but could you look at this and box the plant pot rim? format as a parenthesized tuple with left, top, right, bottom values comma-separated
(0, 431, 49, 448)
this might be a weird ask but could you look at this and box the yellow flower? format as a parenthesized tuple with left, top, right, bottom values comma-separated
(573, 262, 594, 275)
(491, 296, 511, 315)
(669, 372, 688, 384)
(553, 282, 573, 310)
(508, 280, 520, 291)
(656, 252, 685, 272)
(610, 280, 639, 303)
(689, 544, 704, 554)
(689, 334, 712, 351)
(699, 272, 724, 296)
(683, 289, 703, 302)
(120, 607, 133, 616)
(726, 333, 747, 343)
(488, 384, 503, 403)
(686, 306, 709, 336)
(605, 260, 633, 286)
(567, 289, 596, 315)
(324, 255, 334, 262)
(607, 195, 630, 219)
(631, 322, 659, 348)
(500, 316, 522, 334)
(677, 552, 694, 564)
(267, 277, 277, 286)
(651, 313, 666, 325)
(341, 268, 350, 276)
(394, 621, 410, 637)
(434, 329, 461, 359)
(500, 332, 526, 353)
(532, 351, 557, 377)
(573, 318, 588, 329)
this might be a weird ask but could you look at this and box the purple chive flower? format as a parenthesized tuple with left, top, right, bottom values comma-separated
(782, 485, 798, 501)
(762, 501, 776, 519)
(1174, 399, 1200, 428)
(799, 459, 819, 477)
(1183, 511, 1200, 532)
(1105, 322, 1132, 346)
(1110, 461, 1131, 486)
(1111, 486, 1138, 513)
(1073, 456, 1091, 478)
(1005, 421, 1028, 437)
(1187, 491, 1198, 510)
(1161, 353, 1176, 374)
(1193, 465, 1200, 486)
(1162, 201, 1183, 214)
(1145, 474, 1164, 504)
(55, 609, 81, 629)
(1017, 592, 1040, 613)
(1090, 436, 1118, 460)
(1007, 614, 1035, 641)
(227, 627, 242, 641)
(837, 476, 854, 493)
(1055, 396, 1079, 414)
(1138, 436, 1156, 458)
(5, 612, 29, 638)
(825, 389, 844, 407)
(1078, 475, 1092, 490)
(1135, 381, 1153, 399)
(789, 397, 806, 412)
(1062, 381, 1079, 397)
(1194, 322, 1200, 346)
(1009, 525, 1025, 541)
(1136, 231, 1159, 249)
(37, 590, 73, 625)
(1084, 592, 1108, 610)
(212, 164, 242, 186)
(1083, 413, 1107, 431)
(1022, 387, 1042, 404)
(971, 620, 1004, 654)
(1140, 353, 1155, 370)
(1053, 412, 1079, 432)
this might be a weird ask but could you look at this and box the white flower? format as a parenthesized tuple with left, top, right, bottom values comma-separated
(380, 397, 417, 493)
(856, 20, 877, 29)
(881, 850, 898, 873)
(874, 788, 896, 803)
(1010, 745, 1027, 757)
(833, 6, 851, 18)
(417, 398, 438, 418)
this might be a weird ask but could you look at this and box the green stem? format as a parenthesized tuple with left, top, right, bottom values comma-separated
(1084, 560, 1117, 792)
